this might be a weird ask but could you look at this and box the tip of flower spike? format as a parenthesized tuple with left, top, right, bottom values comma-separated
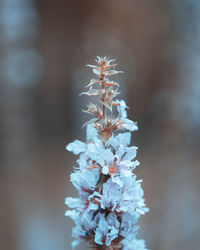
(95, 56, 116, 64)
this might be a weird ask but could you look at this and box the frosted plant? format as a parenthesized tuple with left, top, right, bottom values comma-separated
(65, 57, 149, 250)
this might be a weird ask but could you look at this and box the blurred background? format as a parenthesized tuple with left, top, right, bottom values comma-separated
(1, 0, 200, 249)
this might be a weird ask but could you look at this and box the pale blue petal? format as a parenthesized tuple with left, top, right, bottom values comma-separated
(116, 145, 125, 160)
(110, 132, 131, 147)
(81, 210, 97, 230)
(70, 168, 99, 190)
(87, 138, 114, 166)
(77, 153, 89, 171)
(116, 99, 127, 118)
(87, 203, 99, 211)
(94, 232, 104, 245)
(72, 240, 81, 249)
(124, 146, 138, 160)
(65, 210, 79, 219)
(121, 236, 147, 250)
(87, 142, 104, 166)
(111, 175, 123, 187)
(94, 214, 109, 245)
(66, 140, 86, 155)
(104, 148, 115, 164)
(65, 197, 83, 208)
(107, 213, 120, 229)
(105, 226, 118, 246)
(72, 226, 86, 239)
(86, 123, 98, 141)
(122, 119, 138, 131)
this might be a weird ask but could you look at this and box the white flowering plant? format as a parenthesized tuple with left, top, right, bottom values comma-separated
(65, 57, 149, 250)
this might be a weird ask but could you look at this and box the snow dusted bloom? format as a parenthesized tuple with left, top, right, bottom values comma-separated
(65, 57, 149, 249)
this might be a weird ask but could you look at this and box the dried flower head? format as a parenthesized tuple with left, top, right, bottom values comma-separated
(65, 57, 149, 250)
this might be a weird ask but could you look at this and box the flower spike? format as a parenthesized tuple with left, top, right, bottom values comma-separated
(65, 57, 149, 250)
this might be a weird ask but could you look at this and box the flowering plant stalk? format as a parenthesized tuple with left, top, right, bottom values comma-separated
(65, 57, 149, 250)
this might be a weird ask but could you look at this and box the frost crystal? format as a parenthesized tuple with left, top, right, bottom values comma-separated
(65, 57, 149, 249)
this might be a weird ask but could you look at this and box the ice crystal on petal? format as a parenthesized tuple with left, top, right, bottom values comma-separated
(65, 57, 149, 249)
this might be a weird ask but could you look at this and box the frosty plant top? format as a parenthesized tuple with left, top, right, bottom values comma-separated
(65, 57, 149, 250)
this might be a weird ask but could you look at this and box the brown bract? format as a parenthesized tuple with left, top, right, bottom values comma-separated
(80, 56, 123, 143)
